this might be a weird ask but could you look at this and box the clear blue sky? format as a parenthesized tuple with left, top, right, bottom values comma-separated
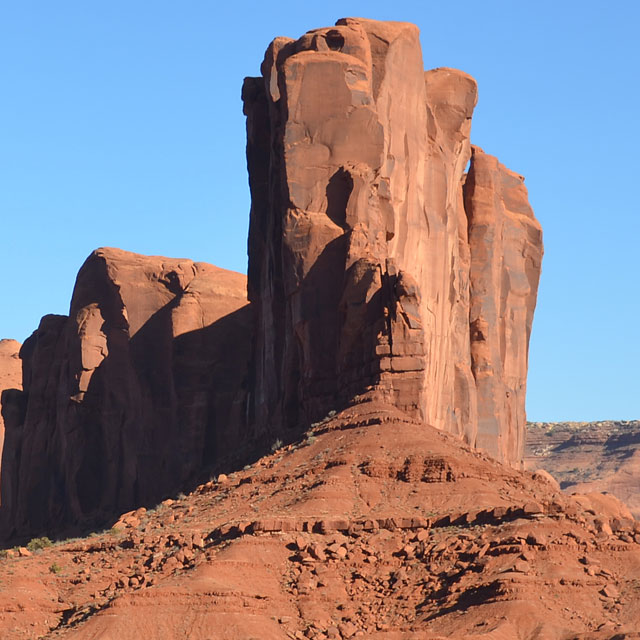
(1, 1, 638, 421)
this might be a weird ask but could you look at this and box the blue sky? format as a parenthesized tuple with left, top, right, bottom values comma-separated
(1, 1, 638, 421)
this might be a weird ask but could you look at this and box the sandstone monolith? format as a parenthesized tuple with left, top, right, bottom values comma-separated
(0, 17, 543, 540)
(243, 18, 543, 464)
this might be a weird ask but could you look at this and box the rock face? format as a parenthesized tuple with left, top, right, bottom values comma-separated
(526, 420, 640, 518)
(0, 339, 22, 493)
(465, 147, 544, 463)
(0, 248, 251, 539)
(243, 18, 543, 464)
(0, 341, 21, 395)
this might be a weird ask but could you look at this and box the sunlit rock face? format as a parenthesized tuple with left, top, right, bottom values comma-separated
(0, 339, 22, 500)
(243, 17, 543, 465)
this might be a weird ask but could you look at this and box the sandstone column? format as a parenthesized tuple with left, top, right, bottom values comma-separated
(243, 18, 543, 465)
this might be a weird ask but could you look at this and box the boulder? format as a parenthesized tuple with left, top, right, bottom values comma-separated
(0, 248, 251, 539)
(242, 18, 543, 463)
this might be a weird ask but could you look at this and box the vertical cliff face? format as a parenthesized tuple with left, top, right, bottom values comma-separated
(243, 18, 543, 464)
(0, 249, 251, 538)
(422, 67, 479, 443)
(465, 147, 543, 463)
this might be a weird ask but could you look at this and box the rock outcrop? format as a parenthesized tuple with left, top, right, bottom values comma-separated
(0, 17, 544, 539)
(0, 339, 22, 494)
(0, 248, 251, 539)
(243, 18, 543, 464)
(465, 147, 544, 463)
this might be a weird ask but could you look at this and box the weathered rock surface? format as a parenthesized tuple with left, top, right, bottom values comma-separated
(0, 248, 251, 539)
(243, 18, 543, 465)
(526, 420, 640, 518)
(465, 147, 544, 463)
(0, 339, 22, 491)
(1, 405, 639, 639)
(0, 340, 21, 395)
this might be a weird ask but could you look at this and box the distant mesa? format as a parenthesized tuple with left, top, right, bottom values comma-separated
(526, 420, 640, 519)
(0, 17, 543, 540)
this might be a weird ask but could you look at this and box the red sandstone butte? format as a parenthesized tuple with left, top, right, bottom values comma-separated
(0, 248, 251, 539)
(242, 18, 543, 464)
(0, 17, 543, 541)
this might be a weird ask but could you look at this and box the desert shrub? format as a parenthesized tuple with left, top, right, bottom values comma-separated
(271, 438, 283, 452)
(26, 537, 52, 552)
(48, 563, 62, 574)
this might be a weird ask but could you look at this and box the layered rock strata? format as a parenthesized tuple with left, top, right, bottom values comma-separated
(243, 18, 543, 463)
(0, 248, 251, 538)
(526, 420, 640, 518)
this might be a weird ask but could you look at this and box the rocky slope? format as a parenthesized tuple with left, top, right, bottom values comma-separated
(526, 420, 640, 518)
(243, 18, 543, 465)
(1, 402, 639, 639)
(0, 249, 251, 540)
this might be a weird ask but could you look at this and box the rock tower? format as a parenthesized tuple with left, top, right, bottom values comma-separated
(243, 18, 543, 464)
